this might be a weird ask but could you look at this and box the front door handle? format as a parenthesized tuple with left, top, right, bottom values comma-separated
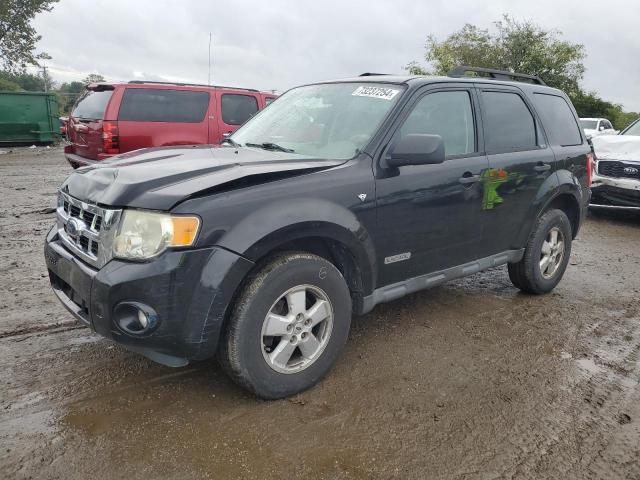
(534, 163, 551, 172)
(458, 173, 481, 184)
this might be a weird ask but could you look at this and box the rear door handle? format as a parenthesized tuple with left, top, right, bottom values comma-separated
(458, 173, 481, 185)
(534, 163, 551, 172)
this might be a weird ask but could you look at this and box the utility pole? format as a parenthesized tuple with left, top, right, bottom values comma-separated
(41, 65, 49, 92)
(208, 33, 212, 86)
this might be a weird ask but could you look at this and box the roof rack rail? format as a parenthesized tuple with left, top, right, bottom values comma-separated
(447, 66, 546, 86)
(359, 72, 390, 77)
(127, 80, 259, 92)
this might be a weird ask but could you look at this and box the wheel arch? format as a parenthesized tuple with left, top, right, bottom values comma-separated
(514, 173, 585, 247)
(215, 198, 377, 315)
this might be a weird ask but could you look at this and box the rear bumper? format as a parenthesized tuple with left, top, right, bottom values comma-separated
(591, 173, 640, 207)
(44, 227, 254, 366)
(64, 145, 115, 168)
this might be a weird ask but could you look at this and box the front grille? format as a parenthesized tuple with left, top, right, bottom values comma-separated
(62, 199, 103, 231)
(598, 161, 640, 180)
(56, 191, 122, 268)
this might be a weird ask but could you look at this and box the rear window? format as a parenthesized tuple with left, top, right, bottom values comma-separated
(118, 88, 209, 123)
(580, 119, 598, 130)
(482, 91, 537, 153)
(533, 93, 582, 146)
(71, 90, 113, 119)
(221, 94, 259, 125)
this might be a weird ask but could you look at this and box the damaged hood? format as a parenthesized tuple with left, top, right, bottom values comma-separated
(61, 145, 343, 210)
(592, 135, 640, 162)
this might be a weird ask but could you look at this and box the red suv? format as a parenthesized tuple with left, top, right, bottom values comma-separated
(64, 81, 277, 168)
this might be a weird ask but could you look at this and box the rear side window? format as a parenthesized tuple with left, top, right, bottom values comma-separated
(533, 93, 582, 146)
(118, 89, 209, 123)
(264, 97, 276, 106)
(400, 90, 475, 156)
(482, 91, 537, 153)
(72, 90, 113, 119)
(221, 94, 259, 125)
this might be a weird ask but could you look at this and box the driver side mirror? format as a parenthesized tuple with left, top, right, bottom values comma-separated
(387, 134, 445, 168)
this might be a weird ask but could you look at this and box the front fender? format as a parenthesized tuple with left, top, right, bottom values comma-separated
(217, 198, 377, 294)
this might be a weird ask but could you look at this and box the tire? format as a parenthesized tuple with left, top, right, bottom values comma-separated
(218, 252, 352, 399)
(508, 209, 572, 295)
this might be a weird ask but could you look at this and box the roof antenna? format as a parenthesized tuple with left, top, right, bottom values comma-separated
(208, 32, 212, 86)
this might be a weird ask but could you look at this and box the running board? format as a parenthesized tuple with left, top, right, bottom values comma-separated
(361, 249, 524, 314)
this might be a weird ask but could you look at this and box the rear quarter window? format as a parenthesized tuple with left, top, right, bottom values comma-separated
(71, 90, 113, 120)
(221, 94, 259, 125)
(532, 93, 582, 146)
(482, 91, 538, 153)
(118, 88, 209, 123)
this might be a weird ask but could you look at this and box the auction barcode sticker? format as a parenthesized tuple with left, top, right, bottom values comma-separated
(352, 86, 400, 100)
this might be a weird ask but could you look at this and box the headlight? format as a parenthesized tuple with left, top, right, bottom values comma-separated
(113, 210, 200, 260)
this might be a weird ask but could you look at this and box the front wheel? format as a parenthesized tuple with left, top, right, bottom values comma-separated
(218, 252, 352, 399)
(508, 208, 573, 294)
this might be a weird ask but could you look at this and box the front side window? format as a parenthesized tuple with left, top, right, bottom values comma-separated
(399, 90, 475, 157)
(482, 91, 537, 153)
(221, 94, 259, 125)
(118, 89, 209, 123)
(231, 83, 405, 160)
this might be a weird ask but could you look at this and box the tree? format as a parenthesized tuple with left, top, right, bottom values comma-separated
(0, 70, 45, 90)
(408, 15, 585, 94)
(82, 73, 105, 84)
(0, 1, 59, 73)
(407, 15, 638, 130)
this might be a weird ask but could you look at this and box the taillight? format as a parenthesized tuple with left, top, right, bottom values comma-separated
(586, 152, 594, 187)
(102, 121, 120, 154)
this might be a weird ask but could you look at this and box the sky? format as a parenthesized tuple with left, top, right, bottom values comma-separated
(32, 0, 640, 111)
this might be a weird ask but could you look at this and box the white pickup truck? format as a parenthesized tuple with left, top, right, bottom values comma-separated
(580, 118, 618, 138)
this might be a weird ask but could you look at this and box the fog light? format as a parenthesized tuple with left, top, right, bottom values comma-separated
(114, 302, 158, 335)
(137, 309, 149, 329)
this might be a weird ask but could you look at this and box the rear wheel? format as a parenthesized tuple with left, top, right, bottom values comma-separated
(508, 209, 572, 294)
(218, 252, 352, 399)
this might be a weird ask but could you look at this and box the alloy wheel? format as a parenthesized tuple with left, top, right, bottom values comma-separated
(260, 284, 334, 374)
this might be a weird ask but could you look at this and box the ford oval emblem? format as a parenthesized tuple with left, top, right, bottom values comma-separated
(66, 217, 85, 238)
(623, 166, 638, 175)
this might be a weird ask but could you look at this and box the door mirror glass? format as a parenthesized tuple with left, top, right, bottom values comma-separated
(388, 134, 445, 167)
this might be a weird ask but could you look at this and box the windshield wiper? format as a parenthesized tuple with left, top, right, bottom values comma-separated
(245, 142, 295, 153)
(221, 137, 241, 147)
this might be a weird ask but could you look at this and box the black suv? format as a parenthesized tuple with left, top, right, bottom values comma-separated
(45, 67, 592, 399)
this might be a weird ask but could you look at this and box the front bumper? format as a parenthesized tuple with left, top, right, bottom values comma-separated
(591, 173, 640, 207)
(44, 227, 254, 366)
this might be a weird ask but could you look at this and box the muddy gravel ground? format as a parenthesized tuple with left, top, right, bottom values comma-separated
(1, 147, 640, 480)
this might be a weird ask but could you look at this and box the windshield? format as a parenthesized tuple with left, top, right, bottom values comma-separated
(72, 90, 113, 120)
(231, 83, 404, 159)
(579, 120, 598, 130)
(622, 119, 640, 136)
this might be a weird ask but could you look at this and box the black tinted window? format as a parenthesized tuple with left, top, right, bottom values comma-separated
(482, 91, 537, 152)
(72, 90, 113, 119)
(533, 93, 582, 146)
(118, 89, 209, 123)
(400, 91, 475, 156)
(221, 94, 258, 125)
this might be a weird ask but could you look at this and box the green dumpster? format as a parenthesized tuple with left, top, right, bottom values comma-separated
(0, 91, 59, 144)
